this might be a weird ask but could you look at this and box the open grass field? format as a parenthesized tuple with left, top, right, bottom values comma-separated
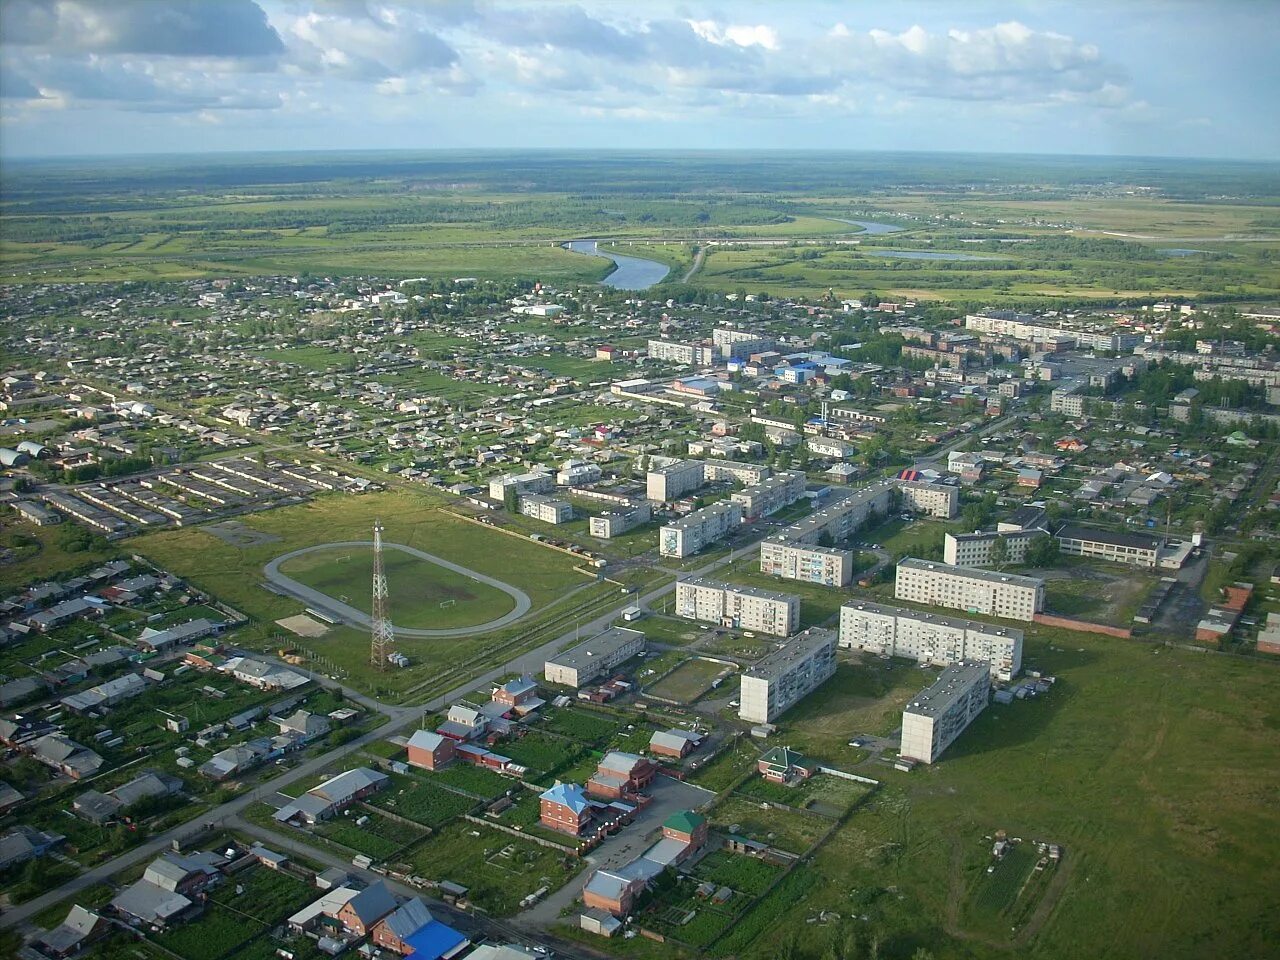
(726, 623, 1280, 960)
(709, 794, 829, 855)
(277, 544, 517, 630)
(647, 656, 735, 703)
(128, 489, 595, 697)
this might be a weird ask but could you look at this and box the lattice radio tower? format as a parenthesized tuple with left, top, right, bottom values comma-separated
(370, 521, 395, 670)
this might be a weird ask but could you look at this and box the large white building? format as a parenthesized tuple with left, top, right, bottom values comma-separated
(897, 479, 960, 519)
(839, 600, 1022, 681)
(647, 339, 715, 366)
(518, 493, 573, 524)
(900, 660, 991, 764)
(589, 502, 651, 539)
(712, 328, 774, 359)
(646, 460, 705, 502)
(943, 529, 1047, 568)
(758, 480, 897, 585)
(731, 471, 806, 519)
(759, 540, 853, 587)
(544, 627, 646, 688)
(700, 459, 771, 486)
(675, 578, 800, 638)
(659, 501, 742, 558)
(1055, 524, 1162, 568)
(489, 471, 553, 501)
(738, 628, 837, 724)
(895, 558, 1045, 622)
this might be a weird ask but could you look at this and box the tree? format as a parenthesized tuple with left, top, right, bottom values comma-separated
(989, 535, 1009, 569)
(1024, 534, 1060, 567)
(503, 484, 519, 513)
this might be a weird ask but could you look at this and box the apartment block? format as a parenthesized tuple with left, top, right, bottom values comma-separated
(589, 502, 652, 539)
(647, 339, 715, 366)
(700, 459, 772, 486)
(712, 328, 774, 359)
(894, 558, 1045, 622)
(646, 460, 705, 501)
(489, 471, 554, 501)
(738, 628, 837, 724)
(659, 501, 742, 558)
(731, 471, 806, 519)
(839, 600, 1022, 681)
(900, 660, 991, 764)
(759, 540, 853, 587)
(897, 478, 960, 519)
(943, 528, 1047, 567)
(757, 480, 897, 585)
(544, 627, 646, 688)
(518, 493, 573, 525)
(675, 577, 800, 638)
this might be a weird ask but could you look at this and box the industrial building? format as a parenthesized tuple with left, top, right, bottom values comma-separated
(731, 471, 806, 519)
(674, 578, 800, 638)
(646, 460, 705, 501)
(900, 660, 991, 764)
(659, 501, 742, 558)
(839, 600, 1022, 681)
(895, 558, 1045, 622)
(738, 627, 837, 724)
(544, 627, 646, 688)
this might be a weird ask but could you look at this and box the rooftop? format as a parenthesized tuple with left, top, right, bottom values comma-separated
(546, 626, 644, 673)
(898, 557, 1045, 589)
(743, 628, 836, 682)
(903, 660, 991, 718)
(842, 599, 1023, 640)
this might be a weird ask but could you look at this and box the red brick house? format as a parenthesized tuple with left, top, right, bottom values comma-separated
(333, 881, 396, 937)
(406, 730, 455, 771)
(540, 782, 592, 836)
(586, 751, 655, 800)
(661, 810, 708, 849)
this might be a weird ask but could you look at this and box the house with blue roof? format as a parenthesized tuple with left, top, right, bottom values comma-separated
(370, 896, 468, 958)
(540, 781, 593, 835)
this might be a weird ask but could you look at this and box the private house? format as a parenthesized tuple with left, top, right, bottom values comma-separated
(582, 870, 642, 917)
(757, 746, 817, 785)
(581, 810, 708, 918)
(274, 709, 331, 741)
(586, 751, 656, 800)
(437, 703, 487, 741)
(370, 897, 468, 958)
(0, 825, 65, 871)
(491, 675, 545, 715)
(334, 880, 397, 937)
(111, 852, 226, 928)
(73, 770, 182, 824)
(273, 767, 389, 825)
(31, 733, 104, 780)
(407, 729, 456, 771)
(540, 782, 593, 836)
(34, 904, 110, 958)
(220, 656, 309, 691)
(198, 738, 272, 781)
(662, 810, 709, 848)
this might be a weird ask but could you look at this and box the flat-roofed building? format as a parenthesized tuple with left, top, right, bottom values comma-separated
(590, 502, 651, 539)
(897, 478, 960, 519)
(700, 459, 771, 486)
(759, 540, 853, 587)
(518, 493, 573, 524)
(713, 328, 774, 359)
(895, 558, 1044, 622)
(647, 339, 714, 366)
(1055, 524, 1162, 567)
(900, 660, 991, 763)
(659, 501, 741, 558)
(738, 628, 837, 724)
(489, 471, 553, 501)
(943, 528, 1047, 567)
(544, 627, 646, 688)
(839, 600, 1022, 681)
(731, 471, 806, 519)
(646, 460, 705, 502)
(675, 578, 799, 638)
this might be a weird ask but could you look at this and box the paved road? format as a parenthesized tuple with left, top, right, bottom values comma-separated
(0, 536, 761, 933)
(263, 540, 533, 638)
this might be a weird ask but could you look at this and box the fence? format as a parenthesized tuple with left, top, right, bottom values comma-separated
(1033, 612, 1132, 638)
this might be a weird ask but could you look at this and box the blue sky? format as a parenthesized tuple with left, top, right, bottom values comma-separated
(0, 0, 1276, 159)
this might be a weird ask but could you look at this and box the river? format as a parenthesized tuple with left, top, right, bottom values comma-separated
(827, 218, 904, 235)
(563, 240, 670, 290)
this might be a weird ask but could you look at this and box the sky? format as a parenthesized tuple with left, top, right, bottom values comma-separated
(0, 0, 1277, 160)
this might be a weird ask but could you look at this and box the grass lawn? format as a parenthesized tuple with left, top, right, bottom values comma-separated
(277, 543, 517, 630)
(403, 821, 581, 916)
(498, 729, 586, 781)
(313, 808, 423, 858)
(537, 706, 624, 747)
(709, 795, 829, 855)
(647, 657, 736, 704)
(691, 849, 784, 897)
(738, 773, 874, 817)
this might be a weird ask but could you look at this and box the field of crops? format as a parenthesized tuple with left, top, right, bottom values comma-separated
(372, 774, 478, 827)
(692, 850, 783, 896)
(538, 706, 623, 746)
(709, 795, 829, 855)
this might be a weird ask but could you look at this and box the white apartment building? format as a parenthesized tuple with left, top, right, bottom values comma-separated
(518, 493, 573, 524)
(895, 558, 1045, 622)
(646, 460, 705, 502)
(675, 578, 800, 638)
(712, 328, 774, 359)
(1049, 384, 1086, 417)
(557, 460, 601, 487)
(489, 470, 553, 501)
(589, 502, 651, 539)
(701, 459, 771, 486)
(544, 627, 646, 688)
(807, 437, 857, 460)
(897, 479, 960, 519)
(647, 339, 715, 366)
(839, 600, 1022, 681)
(738, 628, 837, 724)
(900, 660, 991, 764)
(943, 529, 1047, 567)
(731, 471, 806, 519)
(759, 540, 853, 587)
(659, 501, 742, 558)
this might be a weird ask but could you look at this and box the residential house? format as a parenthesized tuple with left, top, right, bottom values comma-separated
(407, 730, 456, 771)
(586, 751, 655, 800)
(34, 904, 110, 959)
(540, 782, 593, 836)
(757, 746, 817, 785)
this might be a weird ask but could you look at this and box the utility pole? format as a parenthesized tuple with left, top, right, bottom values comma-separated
(370, 520, 395, 671)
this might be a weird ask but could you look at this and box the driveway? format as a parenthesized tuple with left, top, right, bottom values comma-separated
(516, 776, 715, 929)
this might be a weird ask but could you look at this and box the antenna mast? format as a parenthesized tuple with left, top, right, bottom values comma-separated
(370, 521, 394, 670)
